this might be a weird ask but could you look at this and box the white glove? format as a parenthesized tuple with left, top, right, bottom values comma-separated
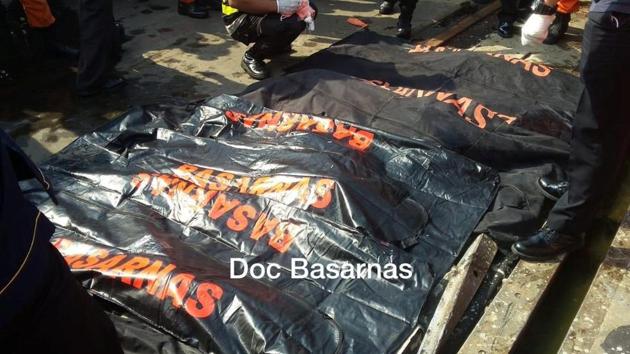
(305, 16, 315, 31)
(521, 13, 555, 46)
(294, 0, 316, 30)
(276, 0, 302, 15)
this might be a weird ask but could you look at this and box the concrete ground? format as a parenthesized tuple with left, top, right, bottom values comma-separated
(0, 0, 466, 162)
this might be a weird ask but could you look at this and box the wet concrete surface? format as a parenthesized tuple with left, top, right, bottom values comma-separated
(0, 0, 466, 162)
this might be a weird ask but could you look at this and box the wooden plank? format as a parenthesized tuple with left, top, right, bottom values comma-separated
(420, 0, 501, 47)
(413, 5, 469, 35)
(560, 209, 630, 354)
(418, 234, 498, 354)
(397, 326, 422, 354)
(458, 256, 563, 353)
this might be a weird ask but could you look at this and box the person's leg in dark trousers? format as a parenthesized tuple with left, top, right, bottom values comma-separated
(396, 0, 417, 39)
(547, 12, 630, 235)
(240, 13, 306, 80)
(513, 11, 630, 260)
(249, 14, 305, 59)
(76, 0, 123, 96)
(498, 0, 520, 37)
(499, 0, 519, 22)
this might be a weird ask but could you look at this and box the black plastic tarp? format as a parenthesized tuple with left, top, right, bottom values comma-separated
(26, 95, 498, 353)
(241, 30, 583, 242)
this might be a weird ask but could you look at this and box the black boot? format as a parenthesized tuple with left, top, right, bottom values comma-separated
(538, 176, 568, 201)
(497, 21, 513, 38)
(544, 12, 570, 45)
(512, 228, 584, 261)
(241, 51, 269, 80)
(379, 1, 395, 15)
(177, 0, 210, 19)
(396, 20, 411, 40)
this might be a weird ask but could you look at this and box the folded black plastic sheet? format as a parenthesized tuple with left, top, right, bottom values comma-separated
(240, 30, 583, 241)
(26, 95, 498, 353)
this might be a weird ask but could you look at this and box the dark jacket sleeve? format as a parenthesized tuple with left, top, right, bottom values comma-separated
(0, 130, 56, 300)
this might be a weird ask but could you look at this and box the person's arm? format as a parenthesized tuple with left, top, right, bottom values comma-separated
(228, 0, 302, 15)
(228, 0, 276, 15)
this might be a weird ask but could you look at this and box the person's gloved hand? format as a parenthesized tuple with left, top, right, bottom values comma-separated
(521, 13, 556, 46)
(276, 0, 302, 15)
(295, 0, 316, 30)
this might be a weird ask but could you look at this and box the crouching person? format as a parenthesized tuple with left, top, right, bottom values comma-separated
(222, 0, 317, 80)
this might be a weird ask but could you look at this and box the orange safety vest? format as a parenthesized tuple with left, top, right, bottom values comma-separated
(222, 0, 239, 16)
(558, 0, 579, 14)
(19, 0, 55, 28)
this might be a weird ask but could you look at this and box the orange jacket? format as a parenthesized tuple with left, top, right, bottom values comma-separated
(20, 0, 55, 28)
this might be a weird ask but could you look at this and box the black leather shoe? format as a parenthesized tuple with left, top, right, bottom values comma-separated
(77, 76, 127, 97)
(543, 12, 570, 45)
(512, 228, 584, 261)
(497, 21, 513, 38)
(396, 21, 411, 39)
(177, 1, 209, 19)
(379, 1, 395, 15)
(241, 52, 269, 80)
(538, 176, 568, 201)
